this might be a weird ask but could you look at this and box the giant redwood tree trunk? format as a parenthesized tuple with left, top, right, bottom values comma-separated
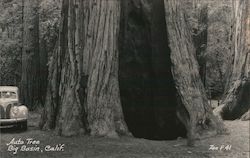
(40, 0, 129, 137)
(163, 0, 227, 146)
(40, 0, 84, 136)
(20, 0, 40, 108)
(83, 0, 129, 137)
(214, 0, 250, 120)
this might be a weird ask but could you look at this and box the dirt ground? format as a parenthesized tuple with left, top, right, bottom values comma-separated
(0, 112, 249, 158)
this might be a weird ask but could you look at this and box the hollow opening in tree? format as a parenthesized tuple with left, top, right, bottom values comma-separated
(119, 34, 186, 140)
(119, 1, 186, 140)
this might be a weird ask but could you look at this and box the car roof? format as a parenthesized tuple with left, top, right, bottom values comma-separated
(0, 86, 18, 92)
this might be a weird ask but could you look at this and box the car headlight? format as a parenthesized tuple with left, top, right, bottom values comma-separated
(10, 105, 28, 119)
(11, 106, 19, 116)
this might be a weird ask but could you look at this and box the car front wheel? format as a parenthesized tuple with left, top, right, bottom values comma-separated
(18, 120, 27, 131)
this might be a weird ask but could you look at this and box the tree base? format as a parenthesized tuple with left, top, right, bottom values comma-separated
(241, 110, 250, 121)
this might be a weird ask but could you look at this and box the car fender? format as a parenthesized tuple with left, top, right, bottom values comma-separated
(18, 105, 28, 118)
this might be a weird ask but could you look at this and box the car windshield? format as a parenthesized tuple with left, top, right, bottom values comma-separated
(0, 91, 17, 99)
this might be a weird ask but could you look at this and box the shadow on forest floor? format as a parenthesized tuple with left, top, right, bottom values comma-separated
(0, 111, 249, 158)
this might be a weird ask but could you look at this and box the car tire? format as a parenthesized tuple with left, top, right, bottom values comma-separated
(18, 120, 27, 131)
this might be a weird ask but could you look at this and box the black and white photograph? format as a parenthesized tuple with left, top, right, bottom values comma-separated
(0, 0, 249, 157)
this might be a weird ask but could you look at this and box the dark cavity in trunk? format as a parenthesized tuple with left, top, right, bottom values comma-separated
(119, 0, 186, 140)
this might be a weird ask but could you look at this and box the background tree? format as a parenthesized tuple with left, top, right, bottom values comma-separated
(20, 0, 40, 108)
(0, 0, 23, 85)
(0, 0, 61, 92)
(183, 0, 232, 99)
(206, 2, 232, 99)
(214, 0, 250, 120)
(39, 0, 61, 104)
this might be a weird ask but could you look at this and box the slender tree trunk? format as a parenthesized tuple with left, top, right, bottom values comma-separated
(20, 0, 40, 108)
(163, 0, 227, 146)
(214, 0, 250, 120)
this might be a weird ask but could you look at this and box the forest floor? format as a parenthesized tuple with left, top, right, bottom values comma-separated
(0, 111, 249, 158)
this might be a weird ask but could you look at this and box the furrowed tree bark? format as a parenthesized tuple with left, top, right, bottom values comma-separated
(83, 0, 129, 137)
(40, 0, 129, 137)
(40, 0, 85, 136)
(20, 0, 40, 108)
(214, 0, 250, 120)
(163, 0, 227, 146)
